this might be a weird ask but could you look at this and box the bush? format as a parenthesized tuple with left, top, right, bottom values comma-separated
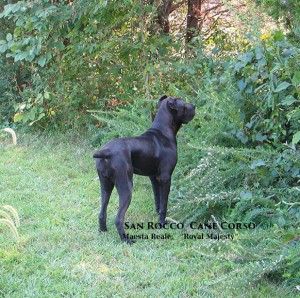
(256, 0, 300, 41)
(171, 144, 299, 225)
(89, 100, 151, 146)
(0, 57, 19, 128)
(170, 144, 300, 288)
(232, 32, 300, 147)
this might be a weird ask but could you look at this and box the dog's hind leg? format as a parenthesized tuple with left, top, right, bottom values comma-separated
(114, 171, 133, 243)
(99, 176, 114, 232)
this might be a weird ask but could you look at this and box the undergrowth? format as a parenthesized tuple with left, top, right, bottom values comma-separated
(170, 143, 300, 288)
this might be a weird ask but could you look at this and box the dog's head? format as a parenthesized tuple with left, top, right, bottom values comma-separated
(158, 95, 195, 124)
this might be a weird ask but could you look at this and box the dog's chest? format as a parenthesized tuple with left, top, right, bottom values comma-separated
(131, 149, 160, 176)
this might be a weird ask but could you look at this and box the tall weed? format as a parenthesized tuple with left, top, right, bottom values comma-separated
(171, 144, 299, 287)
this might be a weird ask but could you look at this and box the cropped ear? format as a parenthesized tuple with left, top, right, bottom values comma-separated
(167, 98, 178, 111)
(158, 95, 168, 107)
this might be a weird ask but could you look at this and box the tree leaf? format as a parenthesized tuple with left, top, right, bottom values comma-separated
(14, 52, 27, 62)
(44, 91, 50, 99)
(255, 133, 267, 142)
(250, 159, 265, 169)
(274, 82, 291, 93)
(292, 71, 300, 86)
(254, 46, 263, 60)
(6, 33, 13, 42)
(282, 49, 296, 57)
(0, 4, 14, 18)
(13, 113, 23, 122)
(277, 217, 286, 228)
(237, 79, 247, 91)
(240, 190, 253, 199)
(0, 43, 8, 53)
(29, 113, 45, 126)
(280, 95, 297, 106)
(292, 131, 300, 145)
(38, 56, 47, 67)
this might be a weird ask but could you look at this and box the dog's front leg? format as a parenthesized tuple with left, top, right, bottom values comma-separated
(158, 174, 171, 225)
(150, 176, 160, 214)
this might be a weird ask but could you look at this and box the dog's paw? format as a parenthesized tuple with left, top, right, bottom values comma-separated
(123, 238, 135, 245)
(121, 234, 135, 244)
(99, 226, 108, 232)
(159, 219, 166, 226)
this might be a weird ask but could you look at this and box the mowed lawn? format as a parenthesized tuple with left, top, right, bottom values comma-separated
(0, 134, 295, 298)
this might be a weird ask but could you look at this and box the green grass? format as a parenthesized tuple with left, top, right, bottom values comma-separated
(0, 133, 298, 298)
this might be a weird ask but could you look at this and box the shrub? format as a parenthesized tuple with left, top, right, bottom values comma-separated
(171, 144, 299, 225)
(170, 144, 300, 287)
(89, 100, 152, 146)
(232, 32, 300, 148)
(0, 57, 20, 128)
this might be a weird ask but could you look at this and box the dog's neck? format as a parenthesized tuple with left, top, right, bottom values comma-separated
(151, 106, 182, 140)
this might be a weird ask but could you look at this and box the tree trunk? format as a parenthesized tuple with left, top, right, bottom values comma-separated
(148, 0, 173, 34)
(156, 0, 173, 34)
(186, 0, 202, 43)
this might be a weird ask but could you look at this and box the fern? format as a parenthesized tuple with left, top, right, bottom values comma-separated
(244, 207, 275, 224)
(90, 107, 150, 138)
(89, 106, 152, 146)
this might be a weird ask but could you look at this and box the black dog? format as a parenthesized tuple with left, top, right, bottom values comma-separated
(93, 95, 195, 243)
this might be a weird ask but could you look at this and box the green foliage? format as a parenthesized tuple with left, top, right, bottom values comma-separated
(0, 57, 18, 127)
(282, 243, 300, 285)
(172, 145, 300, 224)
(0, 1, 70, 64)
(256, 0, 300, 40)
(201, 229, 300, 290)
(1, 0, 299, 148)
(170, 144, 300, 287)
(0, 0, 147, 128)
(232, 33, 300, 147)
(89, 101, 151, 145)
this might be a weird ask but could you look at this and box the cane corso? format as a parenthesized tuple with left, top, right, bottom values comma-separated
(93, 95, 195, 243)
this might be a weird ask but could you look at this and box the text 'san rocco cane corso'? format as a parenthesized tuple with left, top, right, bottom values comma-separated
(93, 95, 195, 243)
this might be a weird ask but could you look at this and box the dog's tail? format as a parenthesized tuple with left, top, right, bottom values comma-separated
(93, 148, 112, 159)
